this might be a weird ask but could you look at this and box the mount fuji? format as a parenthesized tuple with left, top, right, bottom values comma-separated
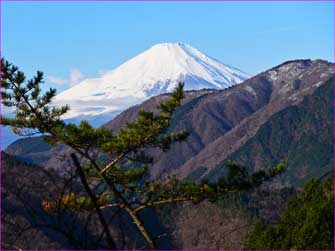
(54, 43, 250, 125)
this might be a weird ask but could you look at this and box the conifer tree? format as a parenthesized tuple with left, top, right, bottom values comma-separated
(244, 174, 333, 250)
(1, 59, 285, 249)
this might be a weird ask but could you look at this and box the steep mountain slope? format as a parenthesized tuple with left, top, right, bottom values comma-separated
(177, 60, 333, 179)
(207, 77, 333, 186)
(55, 43, 249, 122)
(6, 59, 333, 185)
(107, 59, 333, 180)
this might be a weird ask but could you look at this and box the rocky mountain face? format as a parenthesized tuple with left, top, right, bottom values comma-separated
(5, 59, 333, 186)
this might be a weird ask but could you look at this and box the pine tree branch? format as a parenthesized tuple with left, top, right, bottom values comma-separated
(101, 153, 126, 174)
(101, 123, 164, 174)
(99, 203, 122, 209)
(134, 197, 194, 214)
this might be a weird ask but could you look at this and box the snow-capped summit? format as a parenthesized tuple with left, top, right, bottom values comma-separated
(55, 42, 250, 124)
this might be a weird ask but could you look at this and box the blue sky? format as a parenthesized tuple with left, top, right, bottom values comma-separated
(3, 1, 334, 92)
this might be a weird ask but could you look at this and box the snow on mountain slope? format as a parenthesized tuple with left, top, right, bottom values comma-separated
(55, 42, 250, 124)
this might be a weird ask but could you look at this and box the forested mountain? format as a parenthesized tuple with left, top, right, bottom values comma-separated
(3, 59, 333, 250)
(208, 77, 333, 186)
(6, 59, 333, 187)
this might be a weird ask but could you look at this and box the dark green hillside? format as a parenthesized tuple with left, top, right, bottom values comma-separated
(244, 174, 334, 250)
(208, 77, 333, 186)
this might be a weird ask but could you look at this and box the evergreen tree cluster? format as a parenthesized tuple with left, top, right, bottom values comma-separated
(244, 174, 334, 250)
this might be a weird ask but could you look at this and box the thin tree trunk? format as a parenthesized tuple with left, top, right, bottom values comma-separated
(71, 153, 117, 250)
(73, 152, 157, 249)
(99, 172, 157, 249)
(125, 207, 157, 250)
